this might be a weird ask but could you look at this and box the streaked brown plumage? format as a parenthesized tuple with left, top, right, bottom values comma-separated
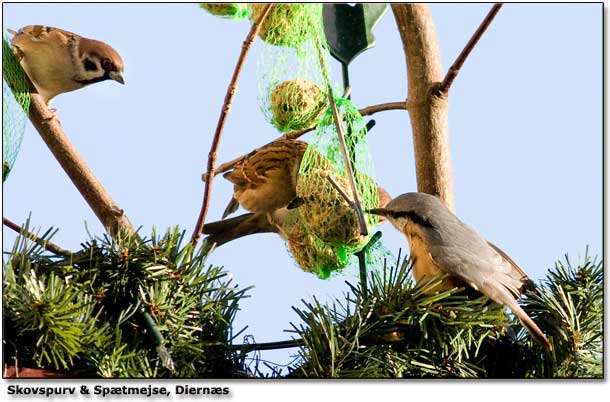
(10, 25, 124, 103)
(204, 185, 392, 251)
(221, 138, 330, 218)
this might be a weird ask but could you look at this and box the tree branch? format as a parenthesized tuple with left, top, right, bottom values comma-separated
(190, 4, 275, 246)
(3, 217, 72, 257)
(392, 4, 454, 211)
(229, 338, 305, 352)
(27, 93, 137, 238)
(436, 3, 503, 96)
(357, 100, 408, 117)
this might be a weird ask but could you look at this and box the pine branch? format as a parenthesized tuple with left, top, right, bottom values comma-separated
(3, 224, 252, 378)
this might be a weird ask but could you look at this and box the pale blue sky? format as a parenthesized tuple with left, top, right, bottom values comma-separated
(2, 3, 602, 371)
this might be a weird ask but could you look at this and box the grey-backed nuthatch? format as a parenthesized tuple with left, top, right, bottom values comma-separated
(369, 192, 551, 351)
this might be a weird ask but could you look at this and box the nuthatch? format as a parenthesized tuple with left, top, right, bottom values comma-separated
(369, 192, 551, 351)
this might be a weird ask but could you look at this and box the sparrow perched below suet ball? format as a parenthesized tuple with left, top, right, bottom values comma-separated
(204, 184, 390, 274)
(369, 192, 552, 351)
(205, 184, 391, 251)
(10, 25, 125, 104)
(221, 138, 330, 218)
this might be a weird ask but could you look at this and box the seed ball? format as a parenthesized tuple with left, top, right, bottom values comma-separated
(270, 79, 326, 132)
(296, 169, 366, 248)
(285, 221, 348, 278)
(250, 3, 316, 47)
(200, 3, 247, 18)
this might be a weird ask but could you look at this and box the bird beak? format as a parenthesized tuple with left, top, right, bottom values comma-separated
(109, 71, 125, 85)
(367, 208, 388, 217)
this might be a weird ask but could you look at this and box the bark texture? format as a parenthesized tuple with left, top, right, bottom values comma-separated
(392, 4, 454, 211)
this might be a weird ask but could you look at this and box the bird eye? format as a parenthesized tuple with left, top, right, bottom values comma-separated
(101, 58, 114, 72)
(83, 58, 98, 71)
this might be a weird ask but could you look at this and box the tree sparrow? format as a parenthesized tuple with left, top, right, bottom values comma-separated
(204, 185, 391, 250)
(221, 139, 330, 219)
(10, 25, 125, 104)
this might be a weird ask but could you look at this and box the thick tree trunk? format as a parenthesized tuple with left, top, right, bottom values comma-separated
(391, 4, 454, 211)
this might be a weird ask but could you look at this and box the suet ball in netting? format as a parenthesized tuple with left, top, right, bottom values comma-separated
(250, 3, 321, 48)
(255, 3, 330, 133)
(280, 211, 350, 279)
(270, 78, 326, 132)
(200, 3, 249, 20)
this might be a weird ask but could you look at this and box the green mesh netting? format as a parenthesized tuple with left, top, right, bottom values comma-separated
(199, 3, 249, 20)
(251, 4, 389, 278)
(250, 3, 322, 48)
(255, 3, 331, 133)
(292, 97, 385, 278)
(279, 209, 351, 279)
(3, 30, 30, 182)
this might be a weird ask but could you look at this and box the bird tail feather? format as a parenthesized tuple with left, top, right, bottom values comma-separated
(202, 213, 275, 252)
(503, 295, 552, 351)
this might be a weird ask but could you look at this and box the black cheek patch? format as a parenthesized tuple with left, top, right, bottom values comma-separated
(83, 58, 98, 71)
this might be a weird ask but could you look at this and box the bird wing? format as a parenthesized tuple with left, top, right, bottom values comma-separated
(423, 220, 525, 302)
(427, 240, 551, 350)
(487, 241, 528, 278)
(222, 196, 240, 219)
(487, 241, 535, 292)
(223, 139, 306, 187)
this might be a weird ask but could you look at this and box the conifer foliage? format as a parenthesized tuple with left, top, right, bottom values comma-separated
(285, 249, 603, 378)
(3, 223, 251, 378)
(3, 222, 602, 378)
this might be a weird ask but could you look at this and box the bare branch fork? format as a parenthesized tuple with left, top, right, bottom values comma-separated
(391, 4, 502, 212)
(209, 4, 502, 185)
(190, 4, 275, 246)
(437, 3, 503, 96)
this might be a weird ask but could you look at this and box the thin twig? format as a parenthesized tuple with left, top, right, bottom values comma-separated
(190, 4, 275, 245)
(229, 338, 305, 352)
(3, 217, 72, 257)
(326, 90, 368, 236)
(342, 85, 353, 99)
(357, 101, 408, 117)
(436, 3, 503, 96)
(209, 100, 407, 179)
(315, 34, 367, 235)
(325, 173, 353, 206)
